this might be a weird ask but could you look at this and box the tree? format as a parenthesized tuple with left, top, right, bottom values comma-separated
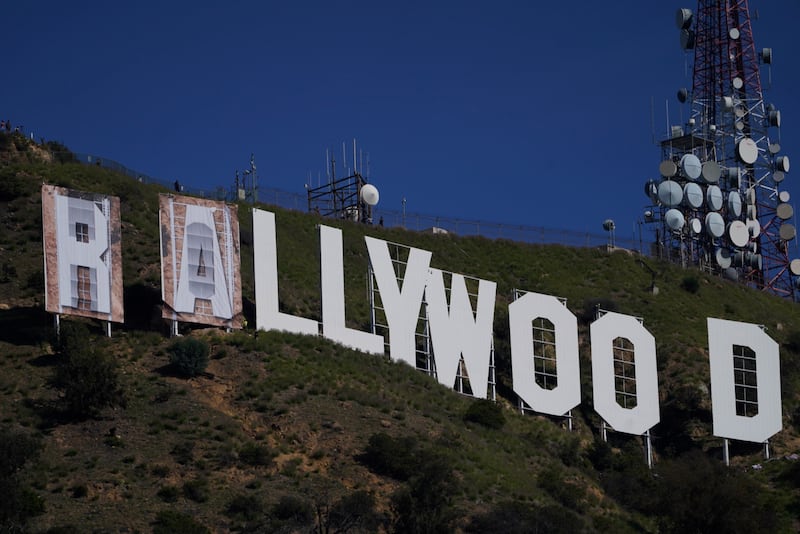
(167, 337, 210, 378)
(0, 428, 44, 530)
(391, 454, 456, 534)
(54, 322, 123, 417)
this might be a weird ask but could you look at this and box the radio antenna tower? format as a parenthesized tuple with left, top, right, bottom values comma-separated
(646, 3, 799, 300)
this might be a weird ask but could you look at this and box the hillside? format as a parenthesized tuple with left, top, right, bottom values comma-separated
(1, 132, 800, 533)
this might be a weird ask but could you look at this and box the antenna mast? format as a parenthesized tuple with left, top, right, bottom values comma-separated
(645, 3, 798, 299)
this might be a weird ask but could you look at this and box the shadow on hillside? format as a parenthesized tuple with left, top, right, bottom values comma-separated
(152, 362, 215, 381)
(0, 306, 51, 345)
(123, 283, 162, 330)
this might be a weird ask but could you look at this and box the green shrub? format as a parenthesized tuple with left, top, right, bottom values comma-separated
(182, 478, 209, 503)
(239, 442, 273, 467)
(167, 337, 210, 377)
(360, 433, 418, 480)
(463, 399, 505, 429)
(325, 490, 382, 532)
(157, 485, 179, 503)
(272, 495, 313, 525)
(466, 501, 583, 534)
(153, 510, 210, 534)
(54, 323, 123, 417)
(680, 276, 700, 294)
(0, 428, 44, 529)
(225, 494, 262, 521)
(391, 454, 457, 534)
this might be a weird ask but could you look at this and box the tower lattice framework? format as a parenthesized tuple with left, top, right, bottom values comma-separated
(647, 1, 799, 300)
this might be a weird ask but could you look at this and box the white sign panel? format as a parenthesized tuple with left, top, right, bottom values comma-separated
(591, 312, 659, 435)
(509, 292, 581, 416)
(365, 236, 431, 367)
(320, 225, 384, 353)
(426, 269, 496, 399)
(708, 318, 782, 443)
(253, 208, 318, 335)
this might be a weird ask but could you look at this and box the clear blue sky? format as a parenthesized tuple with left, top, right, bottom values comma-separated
(3, 1, 799, 240)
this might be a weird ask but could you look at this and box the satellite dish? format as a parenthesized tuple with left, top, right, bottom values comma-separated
(728, 191, 742, 217)
(644, 179, 659, 202)
(715, 247, 732, 268)
(683, 182, 704, 208)
(777, 203, 794, 220)
(677, 88, 688, 103)
(676, 8, 693, 29)
(701, 160, 721, 183)
(776, 155, 790, 172)
(736, 137, 758, 164)
(680, 28, 695, 49)
(769, 142, 781, 154)
(722, 267, 739, 281)
(747, 218, 761, 238)
(658, 180, 683, 206)
(745, 187, 756, 205)
(723, 96, 734, 109)
(790, 258, 800, 276)
(689, 217, 702, 234)
(773, 171, 785, 183)
(360, 184, 380, 206)
(706, 185, 723, 211)
(747, 253, 762, 270)
(747, 204, 758, 220)
(768, 110, 781, 127)
(723, 166, 740, 188)
(733, 76, 744, 89)
(729, 28, 740, 39)
(603, 219, 616, 231)
(727, 220, 749, 248)
(680, 153, 702, 180)
(779, 190, 791, 202)
(733, 251, 761, 269)
(706, 212, 725, 238)
(734, 105, 746, 118)
(665, 209, 685, 231)
(779, 223, 796, 241)
(659, 160, 678, 177)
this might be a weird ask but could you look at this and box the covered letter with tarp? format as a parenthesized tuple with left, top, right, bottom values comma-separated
(41, 184, 124, 323)
(159, 194, 242, 329)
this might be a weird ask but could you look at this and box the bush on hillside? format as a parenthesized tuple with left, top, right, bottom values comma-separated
(167, 337, 209, 377)
(0, 428, 44, 529)
(359, 433, 419, 480)
(391, 454, 457, 534)
(680, 275, 700, 294)
(153, 510, 210, 534)
(55, 322, 123, 417)
(463, 399, 505, 429)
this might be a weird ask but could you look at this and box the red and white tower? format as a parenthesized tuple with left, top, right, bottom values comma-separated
(646, 2, 799, 299)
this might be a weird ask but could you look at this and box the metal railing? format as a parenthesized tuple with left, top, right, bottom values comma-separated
(49, 149, 639, 252)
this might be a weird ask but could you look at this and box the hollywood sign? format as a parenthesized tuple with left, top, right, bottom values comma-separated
(41, 186, 783, 445)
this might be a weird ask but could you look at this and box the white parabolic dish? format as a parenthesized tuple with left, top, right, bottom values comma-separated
(683, 183, 703, 208)
(727, 220, 749, 248)
(728, 191, 742, 217)
(658, 180, 683, 207)
(706, 185, 723, 211)
(360, 184, 380, 206)
(706, 212, 725, 238)
(736, 137, 758, 164)
(680, 154, 702, 180)
(665, 209, 685, 231)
